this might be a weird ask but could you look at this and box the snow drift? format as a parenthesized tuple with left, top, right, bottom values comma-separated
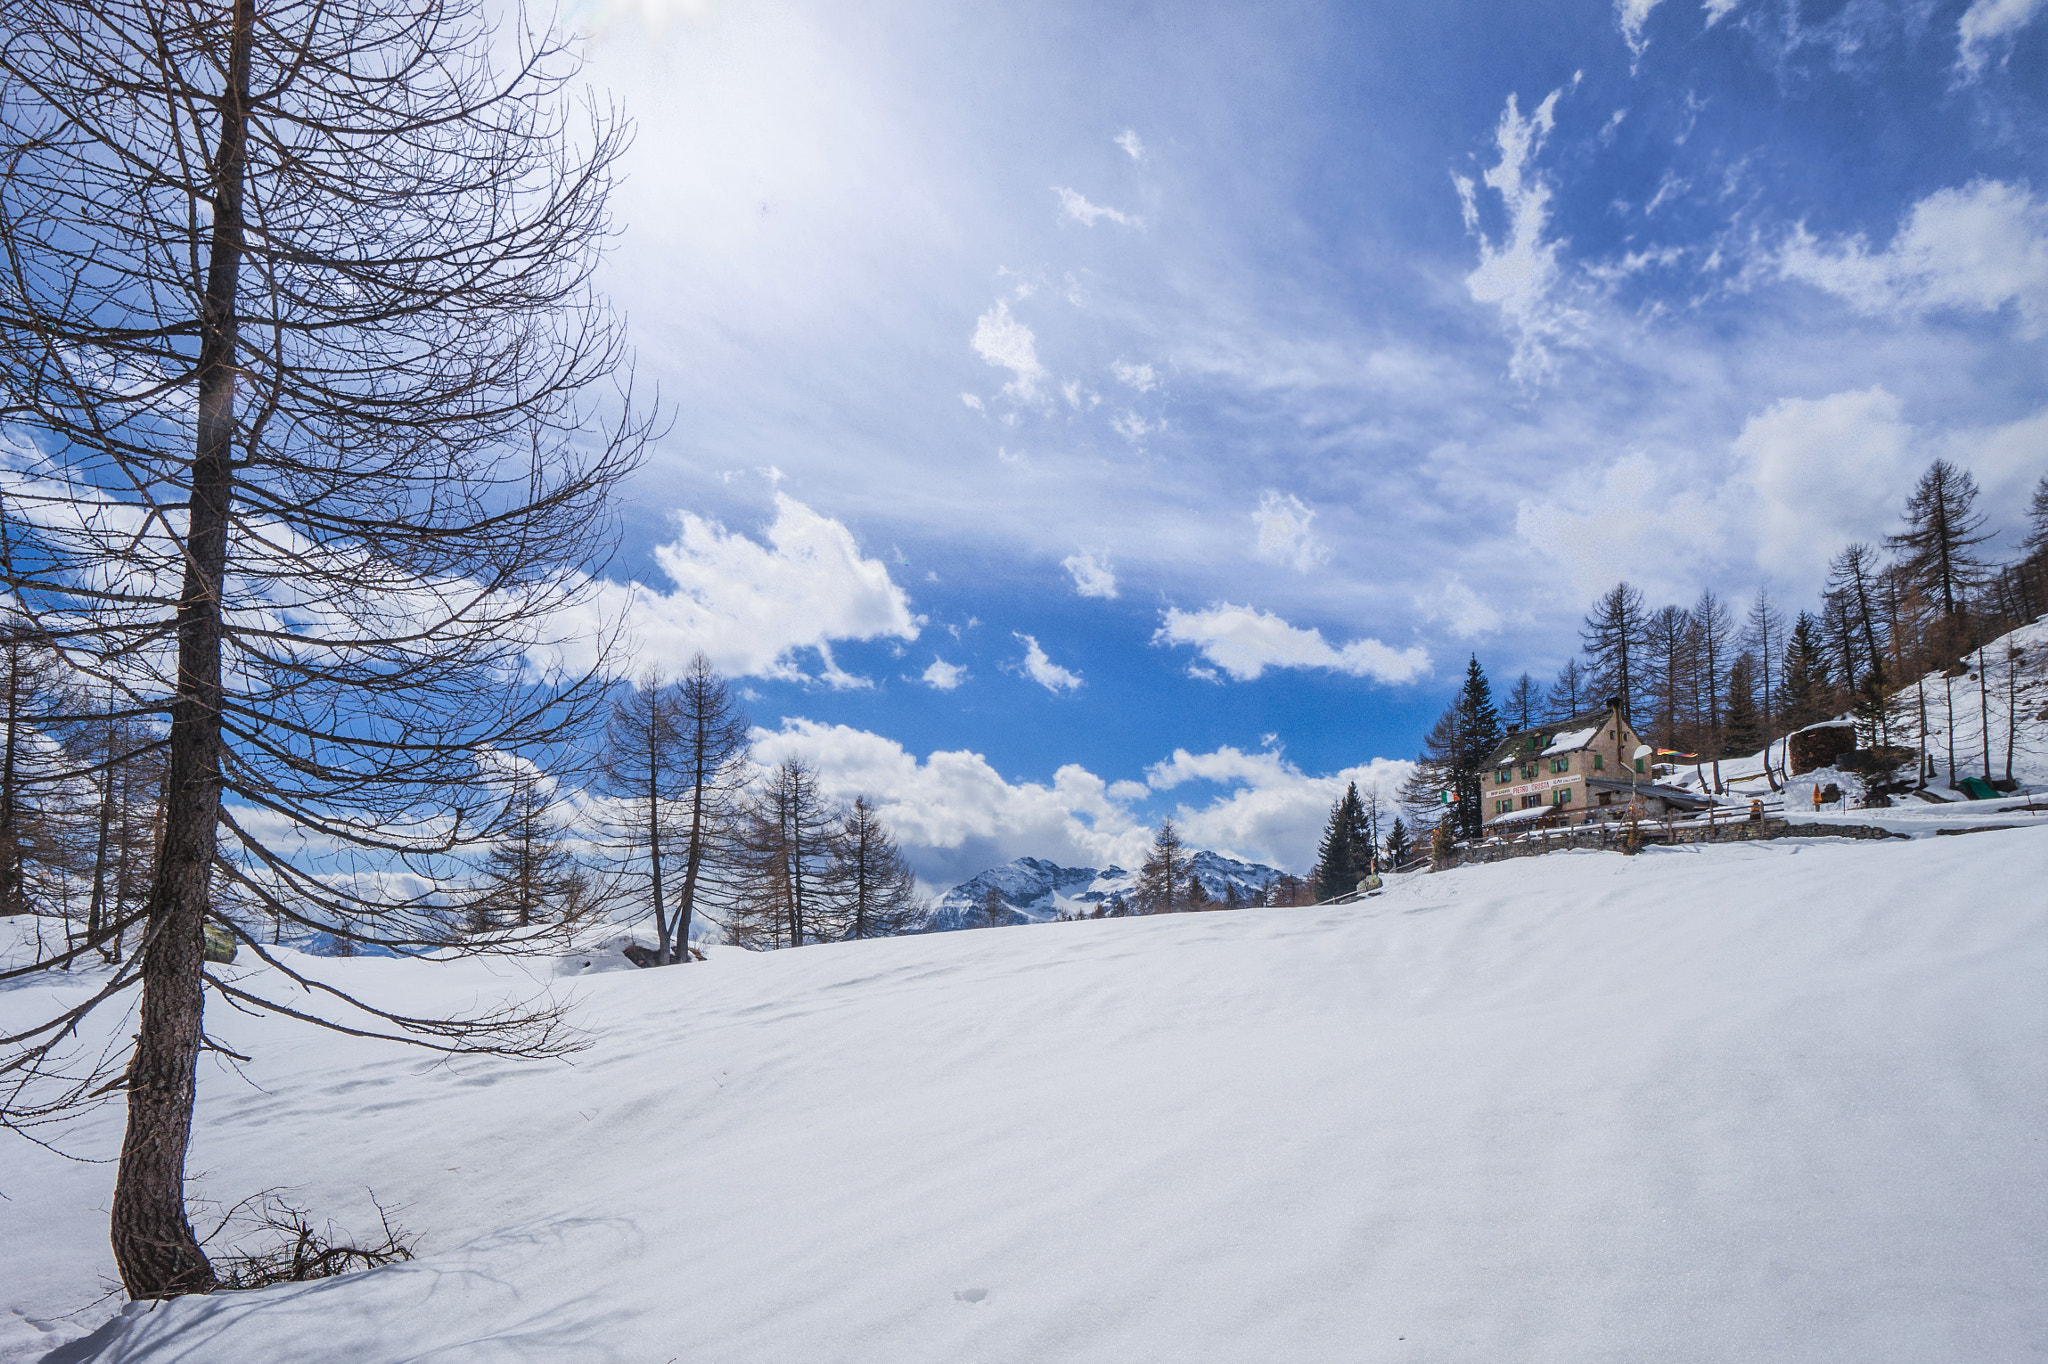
(4, 825, 2044, 1362)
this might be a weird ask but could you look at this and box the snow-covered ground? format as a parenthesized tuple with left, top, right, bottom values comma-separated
(5, 825, 2045, 1362)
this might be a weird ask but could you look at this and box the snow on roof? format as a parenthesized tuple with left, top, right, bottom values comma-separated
(1542, 726, 1598, 756)
(1489, 806, 1560, 827)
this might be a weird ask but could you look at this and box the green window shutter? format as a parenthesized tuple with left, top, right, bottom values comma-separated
(1635, 757, 1645, 773)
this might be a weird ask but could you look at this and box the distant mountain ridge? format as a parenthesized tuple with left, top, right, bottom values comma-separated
(929, 851, 1286, 930)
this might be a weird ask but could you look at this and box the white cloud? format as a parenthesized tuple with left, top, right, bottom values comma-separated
(1251, 491, 1330, 572)
(1416, 576, 1503, 639)
(960, 393, 984, 411)
(1958, 0, 2045, 73)
(1702, 0, 1740, 23)
(1062, 552, 1119, 599)
(1617, 0, 1665, 56)
(1459, 89, 1581, 386)
(1154, 604, 1430, 684)
(1061, 379, 1100, 409)
(922, 657, 968, 691)
(1155, 749, 1419, 875)
(1111, 359, 1159, 392)
(1054, 186, 1138, 228)
(566, 493, 919, 687)
(1514, 450, 1733, 599)
(748, 719, 1145, 884)
(1732, 387, 1922, 583)
(1110, 410, 1154, 443)
(1777, 181, 2048, 336)
(1014, 632, 1083, 692)
(1115, 129, 1146, 161)
(971, 300, 1049, 400)
(745, 719, 1413, 885)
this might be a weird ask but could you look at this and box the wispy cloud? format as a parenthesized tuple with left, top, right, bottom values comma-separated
(1617, 0, 1665, 57)
(1957, 0, 2045, 74)
(971, 300, 1049, 400)
(1456, 88, 1581, 386)
(923, 657, 968, 690)
(1110, 411, 1154, 443)
(1054, 186, 1138, 227)
(1155, 604, 1429, 683)
(1115, 129, 1146, 161)
(1062, 552, 1119, 599)
(1014, 632, 1084, 691)
(1110, 359, 1158, 392)
(1251, 491, 1329, 572)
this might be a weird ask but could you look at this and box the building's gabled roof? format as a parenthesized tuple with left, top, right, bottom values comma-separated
(1485, 702, 1624, 770)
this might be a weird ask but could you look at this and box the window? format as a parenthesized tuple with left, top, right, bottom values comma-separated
(1521, 794, 1543, 809)
(1496, 768, 1511, 784)
(1550, 756, 1569, 774)
(1592, 753, 1604, 771)
(1495, 799, 1511, 815)
(1598, 792, 1614, 807)
(1553, 788, 1572, 805)
(1521, 763, 1536, 779)
(1634, 756, 1646, 773)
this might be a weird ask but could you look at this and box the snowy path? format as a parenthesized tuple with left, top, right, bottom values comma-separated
(5, 828, 2045, 1362)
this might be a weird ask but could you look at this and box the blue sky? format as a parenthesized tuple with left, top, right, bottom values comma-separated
(553, 0, 2047, 883)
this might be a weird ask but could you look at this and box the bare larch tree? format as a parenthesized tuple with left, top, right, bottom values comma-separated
(0, 0, 646, 1298)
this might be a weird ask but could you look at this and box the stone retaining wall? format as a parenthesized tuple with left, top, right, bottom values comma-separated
(1432, 817, 1905, 870)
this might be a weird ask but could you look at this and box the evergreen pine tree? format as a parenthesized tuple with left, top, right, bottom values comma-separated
(1722, 653, 1762, 758)
(1451, 655, 1504, 839)
(1311, 783, 1372, 900)
(1779, 612, 1829, 732)
(1382, 818, 1413, 868)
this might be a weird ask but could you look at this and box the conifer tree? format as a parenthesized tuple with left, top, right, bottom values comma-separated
(1780, 612, 1829, 732)
(1722, 653, 1762, 758)
(1451, 656, 1503, 839)
(1134, 817, 1189, 914)
(730, 758, 835, 948)
(1505, 673, 1541, 730)
(1689, 590, 1735, 790)
(1885, 460, 1990, 627)
(819, 797, 924, 940)
(1382, 818, 1413, 868)
(1743, 589, 1786, 787)
(1546, 658, 1589, 720)
(1581, 583, 1648, 723)
(1311, 783, 1371, 901)
(0, 0, 644, 1296)
(469, 770, 593, 934)
(1641, 604, 1691, 752)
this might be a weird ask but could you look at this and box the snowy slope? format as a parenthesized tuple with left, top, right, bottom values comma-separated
(930, 849, 1283, 927)
(5, 827, 2046, 1363)
(1674, 616, 2048, 803)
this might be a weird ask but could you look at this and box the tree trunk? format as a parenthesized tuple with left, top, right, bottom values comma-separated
(2006, 649, 2019, 785)
(647, 765, 669, 966)
(1978, 645, 1991, 782)
(111, 0, 251, 1299)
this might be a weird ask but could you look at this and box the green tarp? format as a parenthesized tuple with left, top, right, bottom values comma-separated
(1958, 776, 1999, 801)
